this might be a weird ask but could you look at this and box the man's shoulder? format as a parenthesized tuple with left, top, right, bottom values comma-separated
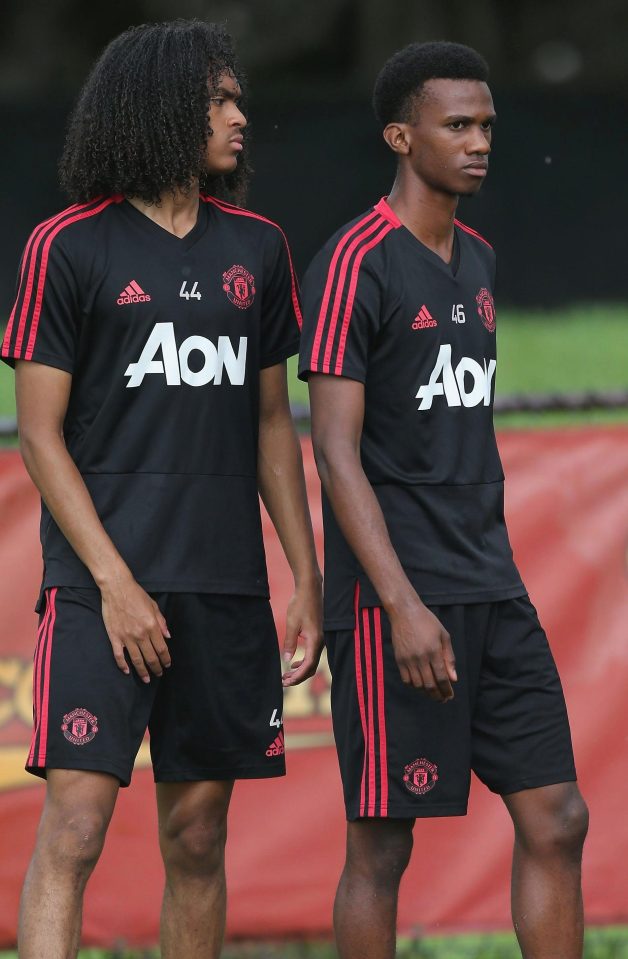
(200, 194, 288, 247)
(454, 218, 495, 262)
(306, 200, 398, 282)
(20, 196, 121, 259)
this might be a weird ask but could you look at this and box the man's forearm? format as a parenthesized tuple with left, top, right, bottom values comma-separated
(314, 440, 416, 614)
(20, 431, 132, 588)
(257, 411, 321, 586)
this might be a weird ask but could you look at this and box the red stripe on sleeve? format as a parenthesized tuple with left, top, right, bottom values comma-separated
(24, 199, 115, 361)
(333, 221, 393, 375)
(3, 204, 83, 358)
(320, 216, 384, 374)
(309, 211, 379, 371)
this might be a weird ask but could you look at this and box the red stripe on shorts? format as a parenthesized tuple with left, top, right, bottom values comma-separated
(37, 587, 58, 767)
(28, 592, 53, 767)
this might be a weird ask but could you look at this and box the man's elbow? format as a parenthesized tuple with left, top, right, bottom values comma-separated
(311, 433, 357, 491)
(17, 420, 63, 465)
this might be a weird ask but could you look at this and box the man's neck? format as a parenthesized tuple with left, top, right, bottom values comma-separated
(386, 173, 458, 264)
(126, 186, 200, 239)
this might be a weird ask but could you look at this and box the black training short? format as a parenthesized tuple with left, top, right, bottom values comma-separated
(27, 587, 286, 785)
(326, 595, 576, 820)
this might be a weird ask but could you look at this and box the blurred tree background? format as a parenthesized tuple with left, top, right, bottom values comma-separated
(1, 0, 627, 308)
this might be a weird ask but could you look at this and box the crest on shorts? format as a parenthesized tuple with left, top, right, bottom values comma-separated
(61, 707, 99, 746)
(403, 757, 438, 796)
(222, 264, 256, 310)
(476, 287, 496, 332)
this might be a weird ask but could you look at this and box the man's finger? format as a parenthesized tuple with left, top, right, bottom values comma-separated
(430, 659, 455, 701)
(396, 660, 412, 685)
(127, 646, 151, 683)
(441, 632, 457, 682)
(282, 623, 299, 665)
(150, 629, 172, 669)
(110, 640, 130, 675)
(154, 605, 172, 641)
(282, 652, 317, 686)
(282, 666, 306, 686)
(138, 639, 163, 677)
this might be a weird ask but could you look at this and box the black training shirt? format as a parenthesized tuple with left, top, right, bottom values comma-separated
(2, 194, 301, 595)
(299, 197, 525, 628)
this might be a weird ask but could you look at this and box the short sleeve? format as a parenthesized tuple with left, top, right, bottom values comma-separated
(259, 228, 302, 369)
(298, 244, 382, 383)
(1, 226, 80, 372)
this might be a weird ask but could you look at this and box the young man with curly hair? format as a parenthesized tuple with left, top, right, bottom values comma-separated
(2, 19, 322, 958)
(299, 41, 588, 959)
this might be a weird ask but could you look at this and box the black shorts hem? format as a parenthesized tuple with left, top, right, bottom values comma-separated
(26, 760, 132, 788)
(487, 769, 578, 796)
(347, 803, 468, 821)
(153, 763, 286, 783)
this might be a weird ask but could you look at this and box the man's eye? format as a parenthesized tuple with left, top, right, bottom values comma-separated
(449, 121, 464, 130)
(210, 97, 225, 106)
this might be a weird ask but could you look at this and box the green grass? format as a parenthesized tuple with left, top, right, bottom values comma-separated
(0, 358, 14, 417)
(2, 927, 628, 957)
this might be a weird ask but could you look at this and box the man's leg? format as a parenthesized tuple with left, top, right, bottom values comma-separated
(503, 782, 588, 959)
(334, 818, 414, 959)
(18, 769, 119, 959)
(157, 780, 234, 959)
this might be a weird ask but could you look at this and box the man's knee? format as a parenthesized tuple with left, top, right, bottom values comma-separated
(37, 805, 110, 877)
(346, 819, 414, 888)
(514, 786, 589, 861)
(160, 791, 231, 878)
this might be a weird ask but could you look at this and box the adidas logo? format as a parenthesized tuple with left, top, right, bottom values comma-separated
(265, 730, 285, 757)
(412, 305, 437, 330)
(117, 280, 152, 306)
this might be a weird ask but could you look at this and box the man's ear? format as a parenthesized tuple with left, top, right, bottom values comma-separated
(383, 122, 411, 156)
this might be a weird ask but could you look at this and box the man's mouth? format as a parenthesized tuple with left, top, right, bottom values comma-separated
(463, 161, 488, 177)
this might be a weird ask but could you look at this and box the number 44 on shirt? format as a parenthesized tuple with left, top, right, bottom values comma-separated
(180, 280, 202, 300)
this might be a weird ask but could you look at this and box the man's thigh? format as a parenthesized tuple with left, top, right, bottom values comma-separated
(470, 595, 577, 795)
(326, 604, 475, 822)
(149, 593, 286, 782)
(28, 587, 156, 785)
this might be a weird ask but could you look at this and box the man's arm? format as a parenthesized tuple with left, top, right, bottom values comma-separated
(15, 360, 171, 683)
(308, 373, 457, 702)
(257, 362, 323, 687)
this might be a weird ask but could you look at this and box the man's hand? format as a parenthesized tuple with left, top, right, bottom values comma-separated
(101, 575, 171, 683)
(389, 595, 457, 702)
(281, 579, 324, 687)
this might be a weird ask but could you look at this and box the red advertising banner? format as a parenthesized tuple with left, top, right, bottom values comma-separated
(1, 428, 627, 945)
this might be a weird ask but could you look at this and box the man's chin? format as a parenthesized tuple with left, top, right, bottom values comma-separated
(205, 158, 239, 178)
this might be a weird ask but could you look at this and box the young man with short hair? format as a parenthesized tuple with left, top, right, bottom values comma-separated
(2, 19, 322, 959)
(299, 41, 587, 959)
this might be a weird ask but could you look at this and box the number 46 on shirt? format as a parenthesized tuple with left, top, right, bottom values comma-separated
(180, 280, 202, 300)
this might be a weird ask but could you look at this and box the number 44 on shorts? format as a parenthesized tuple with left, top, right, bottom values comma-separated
(269, 708, 283, 727)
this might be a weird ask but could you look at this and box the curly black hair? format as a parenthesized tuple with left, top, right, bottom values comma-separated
(59, 19, 250, 205)
(373, 41, 489, 128)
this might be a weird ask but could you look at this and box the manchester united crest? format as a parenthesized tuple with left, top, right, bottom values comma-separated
(222, 264, 256, 310)
(61, 707, 98, 746)
(476, 287, 496, 332)
(403, 757, 439, 796)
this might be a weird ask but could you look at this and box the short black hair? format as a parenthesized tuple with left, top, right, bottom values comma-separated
(373, 41, 489, 127)
(60, 19, 249, 205)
